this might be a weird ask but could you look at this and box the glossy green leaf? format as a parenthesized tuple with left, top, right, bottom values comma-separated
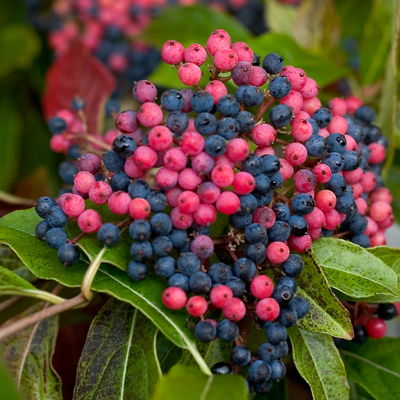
(295, 251, 353, 339)
(73, 298, 161, 400)
(0, 361, 24, 400)
(246, 34, 350, 87)
(312, 238, 400, 300)
(0, 208, 209, 372)
(340, 338, 400, 400)
(156, 333, 183, 374)
(151, 364, 248, 400)
(0, 302, 62, 400)
(367, 246, 400, 276)
(0, 244, 24, 271)
(0, 265, 33, 290)
(288, 327, 349, 400)
(142, 5, 250, 48)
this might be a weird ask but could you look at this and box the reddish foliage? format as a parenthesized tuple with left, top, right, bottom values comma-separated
(43, 41, 116, 134)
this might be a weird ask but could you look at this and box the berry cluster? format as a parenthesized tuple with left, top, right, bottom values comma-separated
(37, 28, 394, 394)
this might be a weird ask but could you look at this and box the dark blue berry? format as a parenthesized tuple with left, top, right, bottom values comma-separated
(281, 254, 304, 277)
(245, 243, 266, 263)
(103, 151, 125, 173)
(288, 215, 308, 237)
(204, 134, 227, 157)
(146, 191, 167, 212)
(129, 220, 151, 241)
(161, 89, 184, 112)
(321, 228, 334, 237)
(348, 213, 368, 234)
(217, 95, 240, 117)
(355, 105, 375, 124)
(266, 323, 287, 344)
(343, 151, 361, 171)
(35, 220, 50, 241)
(97, 223, 121, 247)
(278, 306, 298, 327)
(307, 118, 319, 135)
(154, 256, 176, 278)
(195, 321, 217, 342)
(57, 243, 80, 266)
(276, 276, 297, 293)
(166, 112, 189, 134)
(189, 271, 212, 294)
(258, 342, 278, 363)
(262, 155, 281, 177)
(216, 117, 239, 140)
(269, 104, 292, 128)
(269, 172, 283, 189)
(217, 319, 239, 342)
(248, 360, 271, 383)
(127, 260, 148, 281)
(241, 86, 264, 107)
(335, 194, 356, 214)
(304, 134, 327, 157)
(190, 90, 214, 113)
(167, 229, 188, 248)
(292, 297, 309, 319)
(72, 96, 85, 110)
(237, 194, 258, 216)
(150, 213, 172, 236)
(272, 203, 290, 222)
(226, 277, 246, 297)
(112, 135, 137, 158)
(152, 235, 173, 257)
(46, 206, 68, 228)
(292, 194, 315, 216)
(275, 341, 289, 358)
(105, 100, 120, 118)
(168, 272, 189, 291)
(268, 76, 291, 98)
(231, 346, 251, 366)
(325, 173, 347, 197)
(236, 111, 256, 133)
(323, 152, 345, 173)
(233, 258, 256, 281)
(272, 285, 294, 305)
(35, 196, 57, 219)
(128, 179, 150, 199)
(130, 241, 153, 262)
(268, 221, 290, 242)
(59, 161, 78, 184)
(254, 174, 270, 195)
(177, 252, 200, 276)
(242, 154, 263, 176)
(46, 227, 67, 249)
(245, 223, 267, 243)
(48, 116, 67, 134)
(253, 380, 273, 395)
(110, 172, 131, 192)
(208, 262, 233, 283)
(326, 133, 346, 154)
(68, 144, 80, 160)
(351, 234, 370, 248)
(347, 124, 364, 143)
(270, 360, 286, 380)
(229, 213, 252, 229)
(312, 107, 332, 128)
(263, 53, 284, 74)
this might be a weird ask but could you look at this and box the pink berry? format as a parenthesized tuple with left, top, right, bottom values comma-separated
(129, 198, 151, 220)
(364, 217, 378, 237)
(232, 172, 256, 195)
(211, 165, 234, 188)
(302, 97, 321, 115)
(249, 66, 268, 87)
(366, 318, 387, 339)
(324, 210, 340, 230)
(232, 61, 254, 86)
(115, 110, 139, 133)
(253, 207, 276, 229)
(214, 153, 237, 168)
(177, 191, 200, 214)
(74, 171, 96, 194)
(360, 172, 377, 193)
(266, 242, 290, 264)
(299, 77, 318, 99)
(178, 63, 202, 86)
(280, 158, 294, 180)
(327, 116, 348, 134)
(193, 203, 217, 226)
(170, 207, 194, 229)
(89, 181, 112, 205)
(227, 138, 250, 162)
(132, 80, 157, 103)
(355, 198, 368, 215)
(288, 234, 312, 253)
(378, 215, 395, 229)
(252, 124, 276, 147)
(304, 207, 325, 229)
(231, 42, 253, 63)
(255, 147, 275, 157)
(291, 118, 313, 141)
(328, 98, 347, 117)
(190, 235, 214, 259)
(197, 182, 221, 204)
(315, 190, 337, 213)
(164, 148, 187, 171)
(166, 187, 182, 207)
(223, 298, 246, 322)
(370, 201, 392, 222)
(216, 191, 240, 215)
(250, 275, 274, 299)
(280, 90, 303, 115)
(370, 187, 393, 204)
(345, 97, 363, 115)
(210, 285, 233, 308)
(124, 156, 146, 178)
(184, 43, 207, 66)
(256, 298, 280, 321)
(78, 209, 102, 233)
(186, 296, 208, 316)
(178, 168, 203, 190)
(108, 191, 131, 215)
(285, 143, 308, 166)
(368, 143, 386, 164)
(351, 183, 363, 199)
(313, 164, 332, 184)
(162, 287, 187, 310)
(155, 167, 179, 190)
(133, 145, 157, 170)
(214, 48, 238, 71)
(280, 66, 307, 91)
(345, 135, 357, 151)
(292, 111, 311, 122)
(205, 81, 228, 105)
(192, 152, 215, 176)
(138, 102, 163, 128)
(318, 129, 330, 139)
(370, 230, 386, 247)
(294, 169, 317, 193)
(343, 168, 363, 185)
(104, 129, 120, 145)
(49, 135, 67, 154)
(161, 40, 185, 65)
(148, 126, 173, 151)
(206, 30, 230, 56)
(180, 132, 205, 155)
(78, 153, 101, 174)
(61, 194, 85, 217)
(309, 228, 322, 241)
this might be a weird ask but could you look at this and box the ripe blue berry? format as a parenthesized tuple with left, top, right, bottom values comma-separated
(154, 256, 176, 278)
(292, 194, 315, 215)
(233, 258, 256, 281)
(248, 360, 271, 383)
(103, 151, 125, 173)
(46, 206, 68, 228)
(208, 262, 233, 283)
(262, 53, 284, 74)
(195, 321, 217, 342)
(35, 196, 57, 219)
(130, 241, 153, 262)
(57, 243, 80, 266)
(59, 161, 78, 184)
(204, 135, 227, 157)
(268, 76, 291, 99)
(194, 112, 217, 135)
(190, 90, 214, 113)
(281, 254, 304, 277)
(161, 89, 184, 112)
(225, 277, 246, 297)
(269, 105, 292, 128)
(258, 342, 278, 363)
(189, 271, 212, 294)
(288, 215, 308, 237)
(129, 220, 152, 241)
(312, 107, 332, 128)
(166, 111, 189, 134)
(152, 236, 173, 257)
(231, 346, 251, 366)
(217, 319, 239, 342)
(97, 223, 121, 247)
(110, 172, 131, 192)
(127, 260, 148, 281)
(45, 227, 67, 249)
(217, 117, 239, 140)
(112, 135, 137, 158)
(217, 95, 240, 117)
(292, 297, 309, 319)
(48, 116, 67, 134)
(177, 252, 201, 276)
(168, 272, 190, 291)
(272, 203, 290, 222)
(150, 213, 172, 236)
(266, 323, 287, 344)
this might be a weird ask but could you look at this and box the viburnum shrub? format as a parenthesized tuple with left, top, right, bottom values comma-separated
(0, 28, 399, 400)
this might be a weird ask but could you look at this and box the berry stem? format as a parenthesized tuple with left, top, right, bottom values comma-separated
(0, 295, 21, 312)
(0, 289, 66, 305)
(78, 109, 88, 134)
(69, 232, 86, 244)
(81, 247, 107, 300)
(255, 96, 275, 122)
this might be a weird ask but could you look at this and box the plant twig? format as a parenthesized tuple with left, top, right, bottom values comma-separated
(0, 289, 66, 305)
(0, 296, 21, 312)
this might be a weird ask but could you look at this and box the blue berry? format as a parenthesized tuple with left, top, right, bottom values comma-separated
(292, 297, 309, 319)
(208, 262, 233, 283)
(152, 236, 173, 257)
(177, 252, 200, 276)
(272, 203, 290, 222)
(128, 179, 150, 199)
(168, 273, 189, 291)
(321, 228, 334, 237)
(103, 151, 125, 173)
(343, 150, 361, 171)
(233, 258, 256, 281)
(281, 254, 304, 277)
(46, 206, 68, 228)
(166, 112, 189, 134)
(241, 86, 264, 107)
(304, 134, 327, 157)
(59, 161, 78, 184)
(248, 360, 271, 383)
(177, 238, 192, 253)
(288, 215, 308, 237)
(46, 227, 67, 249)
(253, 380, 273, 395)
(146, 191, 167, 212)
(256, 191, 274, 207)
(35, 220, 50, 241)
(292, 194, 315, 216)
(323, 152, 345, 173)
(97, 223, 121, 247)
(262, 155, 281, 177)
(348, 213, 367, 235)
(325, 174, 347, 197)
(258, 342, 278, 363)
(237, 194, 258, 216)
(127, 260, 148, 281)
(312, 107, 332, 128)
(195, 113, 217, 135)
(326, 133, 346, 154)
(307, 118, 319, 135)
(252, 53, 261, 66)
(355, 105, 375, 124)
(270, 360, 286, 380)
(272, 285, 294, 305)
(57, 243, 80, 266)
(254, 174, 270, 195)
(335, 194, 356, 214)
(225, 277, 246, 297)
(68, 144, 80, 160)
(245, 223, 267, 243)
(268, 76, 291, 99)
(269, 104, 292, 128)
(167, 229, 188, 248)
(150, 213, 172, 236)
(242, 154, 263, 176)
(190, 90, 214, 113)
(278, 306, 298, 327)
(204, 135, 227, 157)
(245, 243, 266, 263)
(276, 276, 297, 293)
(236, 111, 256, 133)
(229, 213, 252, 229)
(189, 271, 212, 294)
(217, 95, 240, 117)
(72, 96, 85, 110)
(217, 319, 239, 342)
(112, 135, 137, 158)
(154, 256, 176, 278)
(35, 196, 57, 219)
(195, 321, 217, 342)
(262, 53, 284, 74)
(276, 341, 289, 358)
(105, 99, 120, 117)
(266, 323, 287, 344)
(347, 124, 364, 143)
(161, 89, 184, 112)
(48, 116, 67, 134)
(231, 346, 251, 366)
(110, 172, 131, 192)
(269, 172, 283, 189)
(351, 234, 370, 248)
(268, 221, 290, 242)
(216, 117, 239, 140)
(129, 220, 151, 241)
(130, 241, 153, 262)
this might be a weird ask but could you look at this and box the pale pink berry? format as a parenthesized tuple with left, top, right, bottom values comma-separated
(216, 191, 240, 215)
(61, 194, 85, 217)
(255, 146, 275, 157)
(360, 172, 377, 193)
(223, 298, 246, 322)
(137, 102, 163, 127)
(74, 171, 96, 194)
(178, 168, 203, 190)
(315, 190, 336, 213)
(89, 181, 112, 205)
(78, 209, 102, 233)
(108, 191, 131, 215)
(327, 116, 348, 134)
(345, 97, 363, 115)
(291, 118, 313, 141)
(256, 298, 280, 321)
(304, 207, 325, 229)
(155, 167, 179, 190)
(324, 209, 341, 230)
(206, 30, 230, 56)
(370, 201, 392, 222)
(226, 138, 250, 162)
(345, 135, 357, 151)
(104, 129, 120, 145)
(50, 135, 70, 153)
(299, 77, 318, 99)
(318, 129, 330, 139)
(370, 230, 386, 247)
(180, 132, 205, 155)
(302, 97, 321, 115)
(133, 145, 157, 170)
(214, 153, 236, 168)
(115, 110, 139, 133)
(285, 143, 308, 166)
(328, 98, 347, 116)
(365, 217, 378, 237)
(249, 66, 268, 87)
(294, 169, 317, 193)
(211, 165, 235, 188)
(148, 126, 173, 151)
(170, 207, 193, 229)
(287, 234, 312, 253)
(280, 158, 294, 180)
(251, 276, 274, 299)
(280, 66, 307, 91)
(186, 296, 208, 316)
(368, 143, 386, 164)
(214, 48, 238, 71)
(313, 164, 332, 184)
(192, 152, 215, 176)
(197, 182, 221, 204)
(370, 187, 393, 204)
(161, 40, 185, 65)
(351, 183, 363, 199)
(132, 80, 157, 103)
(343, 168, 363, 185)
(178, 63, 202, 86)
(232, 172, 256, 195)
(162, 287, 187, 310)
(178, 191, 200, 214)
(309, 228, 322, 241)
(266, 242, 290, 264)
(205, 81, 228, 105)
(378, 215, 395, 229)
(129, 198, 151, 220)
(253, 207, 276, 229)
(210, 285, 233, 308)
(193, 203, 217, 226)
(166, 187, 182, 207)
(164, 148, 187, 171)
(280, 90, 303, 115)
(184, 43, 207, 66)
(230, 42, 253, 62)
(252, 124, 276, 147)
(124, 156, 146, 178)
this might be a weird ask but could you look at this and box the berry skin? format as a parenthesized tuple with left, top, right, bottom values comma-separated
(231, 346, 251, 366)
(148, 126, 173, 151)
(251, 275, 274, 299)
(285, 143, 308, 166)
(294, 169, 317, 193)
(127, 261, 148, 282)
(217, 95, 240, 117)
(177, 252, 201, 276)
(57, 243, 80, 266)
(377, 303, 398, 320)
(137, 102, 163, 128)
(48, 116, 67, 134)
(214, 48, 238, 71)
(366, 318, 387, 339)
(35, 196, 57, 219)
(282, 254, 304, 277)
(299, 77, 319, 99)
(103, 151, 125, 173)
(216, 192, 240, 215)
(226, 138, 250, 162)
(210, 285, 233, 308)
(193, 203, 217, 226)
(232, 61, 254, 86)
(186, 295, 208, 317)
(211, 165, 234, 188)
(178, 63, 202, 86)
(178, 168, 203, 191)
(263, 53, 284, 74)
(256, 298, 280, 321)
(164, 148, 187, 171)
(222, 298, 246, 322)
(287, 234, 312, 253)
(74, 171, 96, 194)
(132, 80, 157, 104)
(268, 76, 292, 99)
(209, 262, 233, 283)
(35, 220, 49, 241)
(269, 105, 293, 128)
(177, 191, 200, 214)
(190, 90, 214, 113)
(315, 190, 337, 213)
(46, 206, 68, 228)
(233, 258, 256, 281)
(370, 201, 392, 222)
(205, 81, 228, 105)
(258, 342, 278, 364)
(248, 360, 272, 384)
(161, 40, 185, 65)
(61, 194, 85, 218)
(192, 152, 214, 176)
(108, 192, 131, 215)
(168, 273, 189, 292)
(217, 319, 239, 342)
(185, 44, 207, 66)
(195, 321, 217, 342)
(77, 209, 102, 233)
(252, 124, 276, 147)
(115, 110, 139, 133)
(162, 287, 187, 310)
(46, 228, 67, 250)
(292, 297, 309, 319)
(280, 66, 307, 91)
(97, 223, 120, 247)
(266, 242, 290, 264)
(233, 172, 256, 195)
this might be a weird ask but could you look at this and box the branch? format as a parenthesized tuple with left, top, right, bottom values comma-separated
(0, 295, 21, 312)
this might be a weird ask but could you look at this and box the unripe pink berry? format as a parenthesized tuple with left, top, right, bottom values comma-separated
(77, 153, 101, 175)
(191, 235, 214, 259)
(232, 172, 256, 195)
(364, 217, 378, 237)
(132, 80, 157, 104)
(370, 230, 386, 247)
(178, 63, 202, 86)
(104, 129, 120, 145)
(163, 148, 187, 171)
(231, 42, 253, 63)
(226, 138, 250, 162)
(299, 77, 318, 99)
(328, 98, 347, 116)
(180, 132, 205, 155)
(133, 145, 157, 170)
(366, 317, 387, 339)
(251, 276, 274, 299)
(124, 156, 146, 178)
(170, 207, 194, 229)
(351, 183, 363, 199)
(178, 168, 203, 190)
(360, 172, 377, 193)
(304, 207, 325, 229)
(74, 171, 96, 194)
(356, 198, 368, 215)
(155, 167, 179, 190)
(368, 143, 386, 164)
(253, 207, 276, 229)
(115, 110, 139, 133)
(192, 152, 215, 176)
(184, 43, 207, 66)
(294, 169, 317, 193)
(193, 203, 217, 226)
(343, 168, 363, 185)
(255, 147, 275, 157)
(266, 242, 290, 264)
(186, 296, 208, 316)
(309, 228, 322, 241)
(129, 198, 151, 220)
(318, 129, 330, 139)
(210, 285, 233, 308)
(50, 135, 70, 153)
(256, 298, 280, 321)
(370, 201, 392, 222)
(148, 126, 173, 151)
(216, 191, 240, 215)
(252, 124, 276, 147)
(206, 30, 230, 56)
(137, 102, 163, 128)
(315, 190, 337, 213)
(177, 191, 200, 214)
(345, 96, 363, 115)
(280, 90, 303, 115)
(108, 191, 131, 215)
(378, 215, 395, 229)
(162, 287, 187, 310)
(214, 48, 238, 71)
(197, 182, 221, 204)
(89, 181, 112, 205)
(161, 40, 185, 65)
(78, 209, 102, 233)
(327, 116, 348, 134)
(370, 187, 393, 204)
(288, 234, 312, 253)
(61, 194, 85, 217)
(166, 187, 182, 207)
(214, 153, 237, 168)
(291, 117, 313, 141)
(211, 165, 235, 188)
(312, 164, 332, 184)
(285, 143, 308, 166)
(344, 135, 357, 151)
(280, 158, 294, 180)
(324, 209, 341, 230)
(249, 66, 268, 87)
(302, 97, 321, 115)
(223, 298, 246, 322)
(205, 81, 228, 105)
(280, 66, 307, 91)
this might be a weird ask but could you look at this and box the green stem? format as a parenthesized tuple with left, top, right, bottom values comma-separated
(187, 343, 212, 375)
(0, 289, 66, 304)
(81, 247, 107, 300)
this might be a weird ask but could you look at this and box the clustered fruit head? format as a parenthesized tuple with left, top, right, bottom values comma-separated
(39, 28, 393, 394)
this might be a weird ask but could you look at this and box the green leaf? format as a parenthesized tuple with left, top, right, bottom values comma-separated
(265, 0, 296, 36)
(312, 238, 400, 300)
(246, 33, 350, 87)
(0, 24, 41, 77)
(156, 333, 183, 374)
(142, 5, 250, 48)
(0, 265, 33, 290)
(0, 361, 24, 400)
(151, 364, 248, 400)
(340, 338, 400, 400)
(0, 243, 23, 271)
(367, 246, 400, 276)
(288, 327, 349, 400)
(0, 208, 209, 372)
(0, 302, 62, 400)
(295, 251, 353, 339)
(73, 298, 161, 399)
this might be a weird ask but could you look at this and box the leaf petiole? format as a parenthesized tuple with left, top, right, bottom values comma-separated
(81, 247, 107, 300)
(0, 288, 66, 305)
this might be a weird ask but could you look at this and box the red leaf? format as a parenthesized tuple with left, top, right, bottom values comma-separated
(43, 41, 116, 134)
